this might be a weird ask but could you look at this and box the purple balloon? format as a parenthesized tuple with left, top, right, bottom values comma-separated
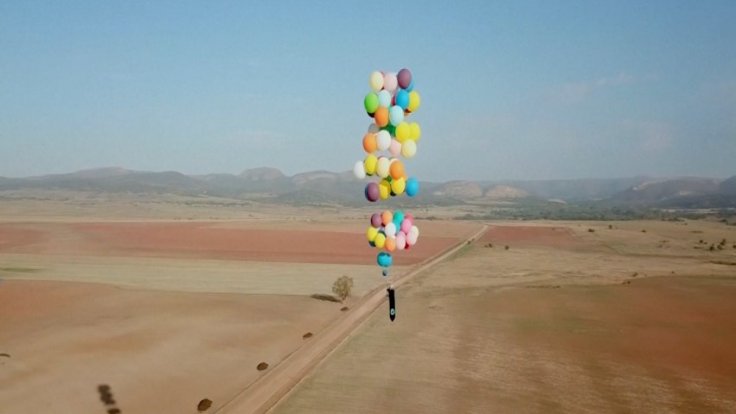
(397, 68, 412, 89)
(365, 182, 379, 202)
(370, 213, 382, 228)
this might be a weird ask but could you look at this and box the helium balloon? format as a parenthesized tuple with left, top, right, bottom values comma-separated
(376, 157, 390, 178)
(363, 133, 377, 153)
(369, 71, 384, 91)
(396, 232, 406, 250)
(364, 154, 378, 175)
(368, 123, 379, 134)
(389, 160, 405, 179)
(371, 213, 382, 228)
(410, 225, 420, 239)
(406, 177, 420, 197)
(366, 226, 379, 242)
(395, 122, 410, 142)
(381, 210, 393, 226)
(408, 90, 421, 112)
(397, 68, 412, 89)
(391, 176, 406, 195)
(395, 89, 409, 110)
(353, 160, 366, 179)
(377, 252, 393, 267)
(393, 210, 404, 226)
(376, 130, 391, 151)
(389, 139, 401, 157)
(409, 122, 421, 141)
(378, 90, 392, 108)
(389, 105, 404, 126)
(385, 236, 396, 252)
(400, 218, 412, 234)
(407, 231, 418, 246)
(385, 222, 397, 237)
(379, 179, 391, 200)
(401, 139, 417, 158)
(374, 232, 386, 249)
(365, 182, 379, 202)
(383, 73, 398, 92)
(364, 92, 379, 114)
(383, 123, 396, 136)
(406, 78, 414, 92)
(374, 106, 389, 127)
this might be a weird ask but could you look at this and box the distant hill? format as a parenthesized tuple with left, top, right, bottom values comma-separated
(1, 167, 734, 208)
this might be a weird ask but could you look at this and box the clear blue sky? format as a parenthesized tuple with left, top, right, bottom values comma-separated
(1, 1, 734, 180)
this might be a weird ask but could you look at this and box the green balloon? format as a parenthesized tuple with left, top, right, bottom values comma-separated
(364, 92, 379, 114)
(382, 123, 396, 136)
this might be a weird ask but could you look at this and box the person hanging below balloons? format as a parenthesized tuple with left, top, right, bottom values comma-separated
(355, 68, 422, 321)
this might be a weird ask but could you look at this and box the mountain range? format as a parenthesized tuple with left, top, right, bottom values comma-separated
(1, 167, 735, 209)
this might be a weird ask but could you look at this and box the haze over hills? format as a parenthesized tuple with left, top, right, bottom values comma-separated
(1, 167, 735, 209)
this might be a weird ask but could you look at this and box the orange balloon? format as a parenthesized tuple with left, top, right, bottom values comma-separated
(374, 107, 389, 127)
(381, 210, 393, 226)
(362, 133, 377, 153)
(389, 160, 405, 180)
(385, 237, 396, 252)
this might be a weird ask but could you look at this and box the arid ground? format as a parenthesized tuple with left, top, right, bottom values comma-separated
(2, 198, 736, 413)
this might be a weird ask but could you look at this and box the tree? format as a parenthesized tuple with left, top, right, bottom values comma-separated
(332, 275, 354, 302)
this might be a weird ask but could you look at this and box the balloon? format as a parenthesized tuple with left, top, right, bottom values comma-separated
(364, 154, 378, 175)
(406, 177, 420, 197)
(409, 122, 421, 141)
(389, 160, 405, 180)
(397, 68, 412, 89)
(406, 78, 414, 92)
(404, 213, 414, 223)
(369, 71, 384, 91)
(379, 179, 391, 200)
(374, 106, 389, 127)
(391, 176, 406, 195)
(389, 105, 404, 126)
(381, 210, 393, 226)
(389, 139, 401, 157)
(395, 89, 409, 110)
(364, 92, 379, 114)
(401, 139, 417, 158)
(385, 236, 396, 252)
(353, 160, 366, 179)
(400, 218, 412, 234)
(408, 90, 421, 112)
(410, 225, 420, 239)
(363, 133, 377, 153)
(366, 226, 379, 242)
(378, 90, 392, 108)
(385, 222, 397, 237)
(377, 252, 393, 267)
(383, 73, 398, 92)
(407, 231, 418, 246)
(396, 232, 407, 250)
(374, 232, 386, 249)
(395, 122, 410, 142)
(376, 130, 391, 151)
(376, 157, 390, 178)
(368, 123, 379, 134)
(371, 213, 382, 228)
(393, 210, 404, 226)
(365, 182, 379, 202)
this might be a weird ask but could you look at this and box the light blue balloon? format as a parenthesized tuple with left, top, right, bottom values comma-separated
(393, 210, 405, 227)
(395, 89, 409, 109)
(389, 105, 404, 126)
(378, 90, 392, 108)
(377, 252, 393, 268)
(406, 177, 420, 197)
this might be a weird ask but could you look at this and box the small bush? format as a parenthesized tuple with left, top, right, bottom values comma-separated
(608, 224, 613, 229)
(302, 332, 313, 339)
(504, 245, 510, 250)
(257, 362, 269, 371)
(197, 399, 213, 412)
(340, 306, 349, 312)
(588, 228, 595, 233)
(641, 229, 647, 233)
(332, 275, 354, 302)
(310, 293, 340, 303)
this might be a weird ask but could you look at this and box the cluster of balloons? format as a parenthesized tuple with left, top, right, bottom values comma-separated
(366, 210, 421, 266)
(355, 68, 423, 277)
(353, 68, 422, 202)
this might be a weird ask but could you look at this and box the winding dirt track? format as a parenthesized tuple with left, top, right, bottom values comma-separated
(216, 225, 488, 414)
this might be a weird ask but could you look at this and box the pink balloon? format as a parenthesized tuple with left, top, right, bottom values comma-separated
(389, 139, 401, 157)
(395, 232, 406, 250)
(400, 219, 412, 234)
(383, 72, 398, 92)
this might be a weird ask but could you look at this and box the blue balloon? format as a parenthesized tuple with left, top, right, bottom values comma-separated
(395, 89, 409, 109)
(389, 105, 404, 126)
(377, 252, 393, 268)
(406, 177, 420, 197)
(393, 210, 405, 227)
(406, 78, 414, 92)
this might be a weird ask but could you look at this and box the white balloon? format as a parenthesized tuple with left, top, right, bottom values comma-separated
(410, 225, 420, 238)
(385, 222, 397, 237)
(401, 139, 417, 158)
(389, 139, 401, 157)
(378, 90, 392, 108)
(389, 105, 404, 126)
(353, 160, 366, 179)
(376, 157, 390, 178)
(369, 71, 384, 92)
(376, 130, 391, 151)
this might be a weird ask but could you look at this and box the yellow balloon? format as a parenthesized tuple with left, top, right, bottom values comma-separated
(379, 179, 391, 200)
(409, 122, 421, 141)
(369, 71, 384, 92)
(364, 154, 378, 175)
(401, 139, 417, 158)
(366, 226, 379, 242)
(391, 176, 406, 195)
(374, 232, 386, 249)
(395, 122, 410, 142)
(376, 157, 390, 178)
(408, 90, 421, 112)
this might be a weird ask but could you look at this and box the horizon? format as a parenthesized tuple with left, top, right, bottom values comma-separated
(1, 2, 735, 181)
